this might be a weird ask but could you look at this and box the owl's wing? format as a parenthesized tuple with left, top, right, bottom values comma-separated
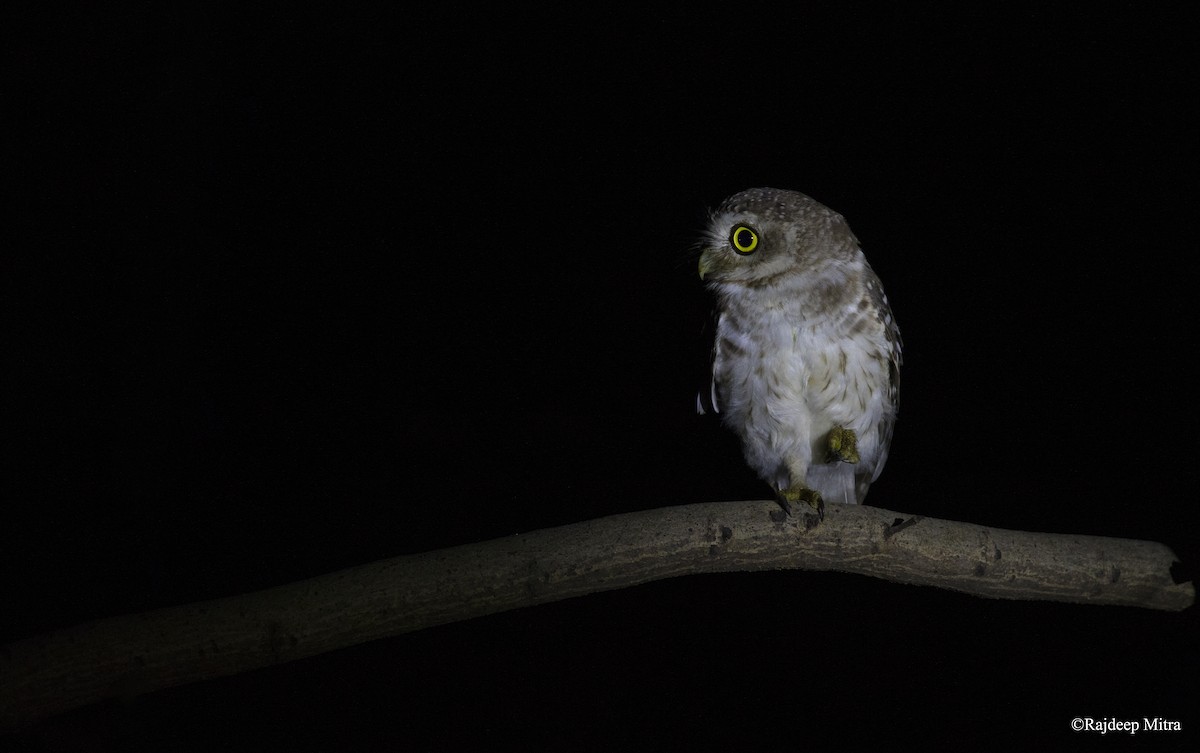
(857, 296, 903, 500)
(695, 312, 723, 415)
(856, 412, 893, 503)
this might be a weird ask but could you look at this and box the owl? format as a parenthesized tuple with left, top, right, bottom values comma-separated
(697, 188, 901, 517)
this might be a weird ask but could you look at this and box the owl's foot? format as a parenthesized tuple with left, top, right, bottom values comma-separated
(825, 426, 860, 464)
(776, 485, 825, 523)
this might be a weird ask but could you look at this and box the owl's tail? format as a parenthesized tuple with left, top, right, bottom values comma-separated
(805, 464, 861, 506)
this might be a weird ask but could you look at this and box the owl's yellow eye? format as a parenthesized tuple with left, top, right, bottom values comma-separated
(730, 224, 759, 254)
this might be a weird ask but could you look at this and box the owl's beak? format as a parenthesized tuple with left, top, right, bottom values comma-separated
(698, 250, 715, 280)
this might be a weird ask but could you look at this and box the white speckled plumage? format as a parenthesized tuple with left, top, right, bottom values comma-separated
(698, 188, 901, 506)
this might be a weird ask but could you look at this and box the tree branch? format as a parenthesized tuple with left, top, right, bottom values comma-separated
(1, 501, 1191, 729)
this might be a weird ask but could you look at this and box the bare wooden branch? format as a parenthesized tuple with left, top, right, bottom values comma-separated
(1, 501, 1191, 729)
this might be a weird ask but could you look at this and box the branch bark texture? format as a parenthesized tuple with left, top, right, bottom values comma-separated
(1, 501, 1191, 728)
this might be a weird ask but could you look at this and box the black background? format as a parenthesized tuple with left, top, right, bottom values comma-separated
(5, 3, 1197, 750)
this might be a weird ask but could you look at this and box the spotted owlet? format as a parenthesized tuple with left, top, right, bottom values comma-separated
(697, 188, 901, 517)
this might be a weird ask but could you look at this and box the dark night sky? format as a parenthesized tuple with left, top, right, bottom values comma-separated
(5, 4, 1198, 750)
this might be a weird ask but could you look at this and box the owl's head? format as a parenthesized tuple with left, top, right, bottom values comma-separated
(697, 188, 861, 286)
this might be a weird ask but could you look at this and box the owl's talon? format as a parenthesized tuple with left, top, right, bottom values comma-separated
(825, 426, 860, 464)
(777, 486, 825, 522)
